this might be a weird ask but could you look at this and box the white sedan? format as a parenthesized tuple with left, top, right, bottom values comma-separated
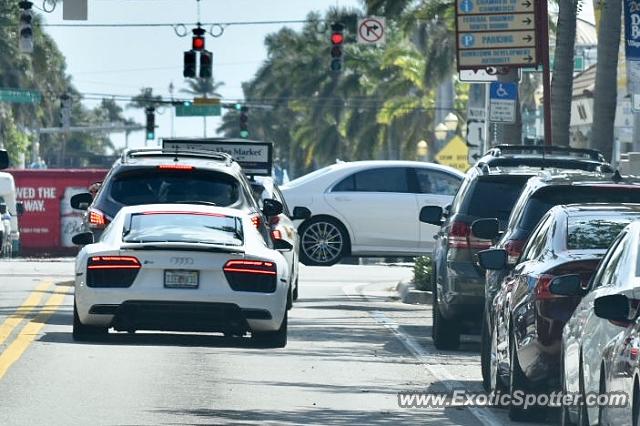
(72, 204, 291, 347)
(280, 161, 464, 266)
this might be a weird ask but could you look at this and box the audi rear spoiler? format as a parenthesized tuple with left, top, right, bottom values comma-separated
(121, 242, 245, 254)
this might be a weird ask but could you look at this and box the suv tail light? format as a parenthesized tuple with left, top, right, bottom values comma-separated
(448, 221, 492, 250)
(505, 239, 526, 265)
(250, 214, 262, 229)
(223, 260, 277, 293)
(88, 208, 110, 229)
(533, 274, 556, 300)
(87, 256, 141, 288)
(157, 164, 195, 171)
(271, 229, 283, 240)
(534, 260, 601, 300)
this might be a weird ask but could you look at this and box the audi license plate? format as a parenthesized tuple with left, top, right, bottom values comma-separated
(164, 270, 199, 289)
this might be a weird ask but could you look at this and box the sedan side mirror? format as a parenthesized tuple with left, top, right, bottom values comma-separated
(419, 206, 444, 226)
(472, 218, 500, 240)
(548, 274, 585, 297)
(291, 206, 311, 221)
(72, 232, 94, 246)
(70, 193, 93, 211)
(477, 249, 508, 270)
(262, 198, 283, 217)
(0, 150, 8, 170)
(274, 239, 293, 252)
(594, 294, 636, 325)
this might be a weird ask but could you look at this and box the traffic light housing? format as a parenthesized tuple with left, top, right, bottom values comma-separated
(145, 107, 156, 140)
(183, 50, 196, 78)
(192, 27, 206, 52)
(200, 50, 212, 78)
(59, 94, 71, 128)
(18, 1, 33, 54)
(330, 23, 344, 72)
(239, 106, 249, 138)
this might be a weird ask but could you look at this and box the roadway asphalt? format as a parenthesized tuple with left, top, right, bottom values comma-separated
(0, 260, 553, 425)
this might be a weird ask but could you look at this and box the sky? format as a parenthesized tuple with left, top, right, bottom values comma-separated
(40, 0, 594, 152)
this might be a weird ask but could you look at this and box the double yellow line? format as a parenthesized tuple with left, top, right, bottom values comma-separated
(0, 280, 69, 380)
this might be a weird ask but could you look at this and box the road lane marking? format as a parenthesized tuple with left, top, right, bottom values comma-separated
(0, 285, 68, 381)
(0, 281, 53, 347)
(343, 284, 503, 426)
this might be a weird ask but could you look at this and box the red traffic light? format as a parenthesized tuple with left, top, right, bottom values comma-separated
(331, 32, 344, 45)
(192, 36, 205, 51)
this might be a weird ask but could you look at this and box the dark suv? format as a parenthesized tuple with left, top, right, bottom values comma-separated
(419, 145, 612, 350)
(71, 149, 281, 240)
(474, 171, 640, 390)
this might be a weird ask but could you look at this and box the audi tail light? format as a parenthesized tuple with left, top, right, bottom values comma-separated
(448, 221, 492, 250)
(505, 239, 526, 265)
(250, 214, 262, 229)
(88, 208, 110, 229)
(87, 256, 141, 288)
(223, 259, 277, 293)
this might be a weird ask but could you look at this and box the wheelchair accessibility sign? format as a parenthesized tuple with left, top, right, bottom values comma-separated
(489, 82, 517, 123)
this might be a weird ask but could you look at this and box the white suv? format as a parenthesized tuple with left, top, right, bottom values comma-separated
(280, 161, 464, 266)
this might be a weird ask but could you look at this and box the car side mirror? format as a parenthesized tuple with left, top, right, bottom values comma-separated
(0, 150, 8, 170)
(274, 239, 293, 252)
(70, 193, 93, 211)
(477, 249, 508, 270)
(472, 218, 500, 240)
(594, 294, 635, 325)
(15, 202, 25, 216)
(262, 198, 283, 217)
(443, 204, 452, 218)
(548, 274, 585, 297)
(72, 232, 94, 246)
(419, 206, 444, 226)
(291, 206, 311, 221)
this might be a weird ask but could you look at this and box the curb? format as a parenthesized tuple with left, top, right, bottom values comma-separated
(396, 280, 432, 305)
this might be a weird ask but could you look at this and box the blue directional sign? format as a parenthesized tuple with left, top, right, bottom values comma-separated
(460, 34, 475, 48)
(490, 82, 518, 101)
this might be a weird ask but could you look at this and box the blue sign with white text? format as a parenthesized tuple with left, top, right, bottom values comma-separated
(625, 0, 640, 60)
(489, 82, 518, 101)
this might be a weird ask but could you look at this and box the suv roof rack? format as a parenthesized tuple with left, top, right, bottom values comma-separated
(121, 148, 234, 166)
(475, 157, 613, 174)
(484, 145, 605, 162)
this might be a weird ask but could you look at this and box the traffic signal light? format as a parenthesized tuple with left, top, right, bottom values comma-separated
(183, 50, 196, 78)
(192, 27, 206, 52)
(145, 107, 156, 140)
(59, 94, 71, 128)
(18, 1, 33, 54)
(330, 23, 344, 72)
(200, 50, 212, 78)
(239, 106, 249, 138)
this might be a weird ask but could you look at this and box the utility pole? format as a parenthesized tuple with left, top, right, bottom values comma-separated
(169, 82, 175, 138)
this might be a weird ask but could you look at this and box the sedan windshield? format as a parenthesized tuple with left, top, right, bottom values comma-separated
(123, 212, 243, 246)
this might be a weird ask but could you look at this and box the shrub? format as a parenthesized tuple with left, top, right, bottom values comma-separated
(413, 256, 433, 291)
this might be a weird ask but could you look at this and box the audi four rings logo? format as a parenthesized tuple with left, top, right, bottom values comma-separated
(171, 257, 194, 266)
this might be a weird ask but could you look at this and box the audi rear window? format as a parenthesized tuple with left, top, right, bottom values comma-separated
(465, 176, 530, 220)
(124, 212, 243, 246)
(521, 186, 640, 231)
(109, 169, 240, 207)
(567, 214, 640, 250)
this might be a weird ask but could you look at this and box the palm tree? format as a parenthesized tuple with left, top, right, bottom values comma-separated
(551, 0, 579, 146)
(181, 77, 224, 137)
(591, 0, 622, 161)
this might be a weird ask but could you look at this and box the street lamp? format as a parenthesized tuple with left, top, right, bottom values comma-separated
(444, 112, 459, 132)
(434, 123, 449, 141)
(417, 140, 428, 158)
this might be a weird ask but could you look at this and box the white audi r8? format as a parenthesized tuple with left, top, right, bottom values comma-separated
(72, 204, 291, 347)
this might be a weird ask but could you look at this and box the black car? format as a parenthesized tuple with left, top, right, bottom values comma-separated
(474, 171, 640, 390)
(419, 145, 612, 351)
(70, 149, 282, 241)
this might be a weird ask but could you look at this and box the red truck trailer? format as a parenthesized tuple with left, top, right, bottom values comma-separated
(9, 169, 108, 256)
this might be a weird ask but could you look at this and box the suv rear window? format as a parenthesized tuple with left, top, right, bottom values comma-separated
(521, 186, 640, 231)
(567, 214, 640, 250)
(465, 176, 530, 220)
(109, 169, 240, 207)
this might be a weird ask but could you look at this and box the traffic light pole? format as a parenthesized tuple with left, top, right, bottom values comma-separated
(539, 0, 552, 146)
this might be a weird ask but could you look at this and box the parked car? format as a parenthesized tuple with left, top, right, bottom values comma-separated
(479, 204, 640, 421)
(250, 176, 309, 305)
(559, 220, 640, 425)
(72, 204, 293, 347)
(474, 171, 640, 389)
(0, 172, 24, 256)
(281, 161, 464, 266)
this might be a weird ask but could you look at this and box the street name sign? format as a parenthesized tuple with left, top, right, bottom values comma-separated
(175, 104, 221, 117)
(193, 97, 221, 105)
(489, 82, 517, 123)
(456, 0, 540, 70)
(0, 89, 41, 104)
